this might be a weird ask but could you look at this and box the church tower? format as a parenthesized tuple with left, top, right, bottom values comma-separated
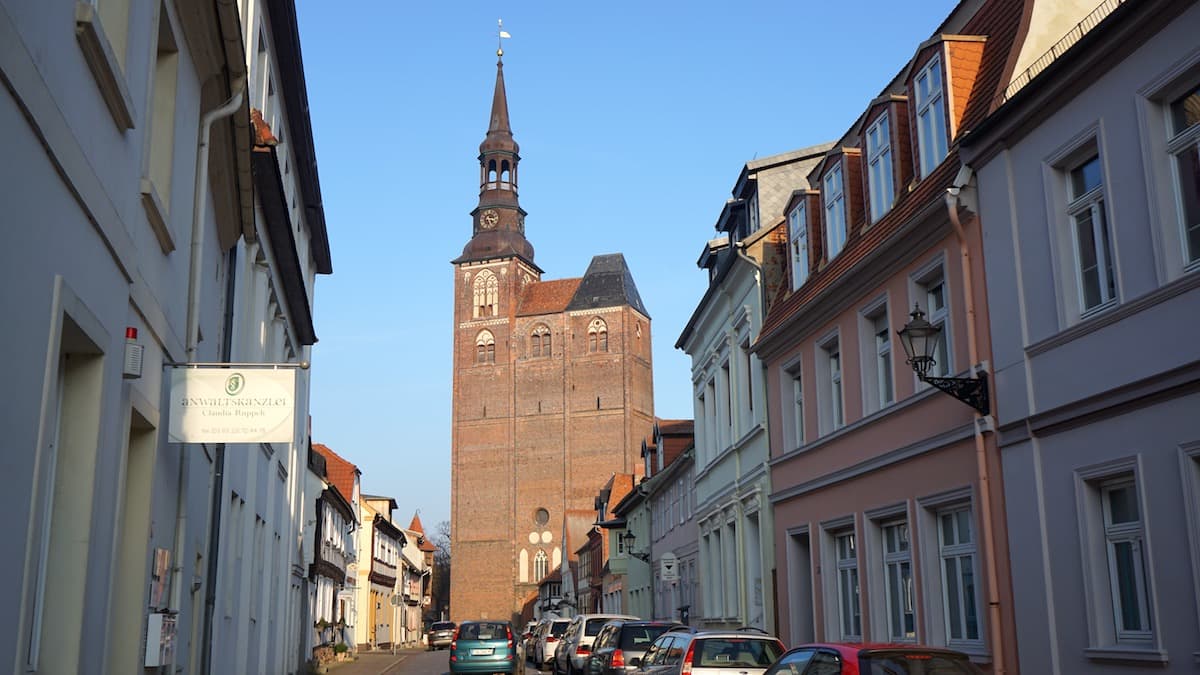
(450, 49, 655, 624)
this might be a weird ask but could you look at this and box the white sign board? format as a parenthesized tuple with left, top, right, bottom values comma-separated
(168, 368, 296, 443)
(660, 552, 679, 583)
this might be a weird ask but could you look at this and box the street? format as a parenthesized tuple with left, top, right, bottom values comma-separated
(322, 648, 545, 675)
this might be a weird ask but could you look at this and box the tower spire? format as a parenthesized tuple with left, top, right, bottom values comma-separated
(452, 31, 536, 267)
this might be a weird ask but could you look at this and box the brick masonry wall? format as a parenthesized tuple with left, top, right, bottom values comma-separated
(451, 261, 653, 623)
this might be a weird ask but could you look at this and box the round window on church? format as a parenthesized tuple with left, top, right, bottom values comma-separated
(534, 508, 550, 526)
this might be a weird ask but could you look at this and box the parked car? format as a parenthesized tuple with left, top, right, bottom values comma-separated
(534, 618, 572, 669)
(762, 644, 983, 675)
(449, 620, 517, 674)
(430, 621, 458, 650)
(636, 628, 785, 675)
(586, 620, 683, 675)
(554, 614, 639, 675)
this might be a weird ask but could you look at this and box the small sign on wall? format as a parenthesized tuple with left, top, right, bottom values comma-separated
(168, 367, 296, 443)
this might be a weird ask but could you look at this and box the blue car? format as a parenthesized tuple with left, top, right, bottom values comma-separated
(450, 620, 518, 674)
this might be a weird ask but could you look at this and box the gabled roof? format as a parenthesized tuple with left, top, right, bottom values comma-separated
(408, 512, 438, 552)
(517, 278, 582, 316)
(311, 443, 358, 503)
(565, 254, 649, 318)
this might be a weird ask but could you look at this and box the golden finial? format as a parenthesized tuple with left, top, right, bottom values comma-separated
(497, 19, 511, 58)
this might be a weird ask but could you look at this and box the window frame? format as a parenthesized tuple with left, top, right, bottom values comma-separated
(1166, 84, 1200, 268)
(937, 504, 982, 646)
(882, 519, 916, 642)
(866, 112, 895, 222)
(1100, 478, 1153, 641)
(834, 530, 862, 640)
(823, 163, 847, 260)
(910, 260, 952, 379)
(914, 54, 949, 178)
(789, 201, 810, 289)
(1066, 153, 1117, 314)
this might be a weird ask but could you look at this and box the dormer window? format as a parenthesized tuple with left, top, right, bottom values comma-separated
(747, 192, 760, 236)
(824, 164, 847, 259)
(866, 114, 895, 221)
(915, 55, 948, 177)
(788, 201, 809, 290)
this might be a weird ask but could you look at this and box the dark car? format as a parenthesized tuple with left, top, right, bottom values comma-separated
(430, 621, 458, 650)
(763, 643, 983, 675)
(587, 621, 683, 675)
(449, 620, 517, 674)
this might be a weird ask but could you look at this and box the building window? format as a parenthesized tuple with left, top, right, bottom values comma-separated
(473, 270, 499, 318)
(532, 325, 551, 357)
(866, 114, 895, 221)
(817, 336, 844, 434)
(1168, 85, 1200, 265)
(787, 362, 805, 449)
(1068, 154, 1116, 312)
(835, 531, 861, 640)
(789, 201, 810, 289)
(829, 346, 843, 430)
(824, 164, 847, 259)
(747, 192, 760, 236)
(1100, 479, 1152, 640)
(475, 330, 495, 364)
(861, 303, 894, 413)
(534, 550, 549, 582)
(914, 267, 951, 377)
(588, 318, 608, 352)
(915, 55, 948, 177)
(147, 8, 179, 212)
(882, 521, 915, 640)
(938, 505, 980, 643)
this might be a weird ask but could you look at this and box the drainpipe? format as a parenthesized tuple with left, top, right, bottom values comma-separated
(945, 171, 1005, 675)
(175, 76, 244, 675)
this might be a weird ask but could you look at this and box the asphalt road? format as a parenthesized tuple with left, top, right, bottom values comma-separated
(324, 647, 550, 675)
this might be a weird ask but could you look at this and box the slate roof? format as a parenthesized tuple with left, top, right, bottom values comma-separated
(517, 278, 582, 316)
(311, 443, 358, 502)
(565, 254, 649, 317)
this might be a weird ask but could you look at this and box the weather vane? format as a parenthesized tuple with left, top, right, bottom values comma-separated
(497, 18, 511, 58)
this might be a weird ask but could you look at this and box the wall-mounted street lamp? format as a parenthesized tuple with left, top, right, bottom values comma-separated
(620, 531, 651, 563)
(897, 303, 990, 416)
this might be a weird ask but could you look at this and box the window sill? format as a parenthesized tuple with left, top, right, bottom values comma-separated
(140, 179, 174, 253)
(74, 2, 135, 131)
(1083, 647, 1168, 663)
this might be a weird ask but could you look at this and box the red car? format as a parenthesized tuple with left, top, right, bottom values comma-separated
(763, 643, 982, 675)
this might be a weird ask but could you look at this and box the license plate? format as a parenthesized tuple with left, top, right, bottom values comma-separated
(471, 648, 493, 656)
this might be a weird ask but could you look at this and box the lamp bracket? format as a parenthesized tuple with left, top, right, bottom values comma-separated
(630, 550, 651, 563)
(922, 371, 990, 416)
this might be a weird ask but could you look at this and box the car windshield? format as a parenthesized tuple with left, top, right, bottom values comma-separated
(697, 639, 783, 667)
(433, 622, 456, 631)
(861, 652, 984, 674)
(619, 625, 674, 651)
(460, 622, 508, 640)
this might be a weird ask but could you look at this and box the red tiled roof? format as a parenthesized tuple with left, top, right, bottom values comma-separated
(311, 443, 358, 503)
(517, 278, 582, 316)
(408, 512, 438, 552)
(656, 418, 694, 436)
(759, 0, 1023, 348)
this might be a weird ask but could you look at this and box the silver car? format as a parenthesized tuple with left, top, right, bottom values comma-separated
(554, 614, 639, 675)
(636, 629, 785, 675)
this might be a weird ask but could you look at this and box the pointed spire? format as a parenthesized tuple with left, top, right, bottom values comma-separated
(481, 58, 518, 155)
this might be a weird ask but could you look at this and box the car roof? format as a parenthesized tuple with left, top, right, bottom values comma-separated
(787, 643, 972, 658)
(662, 629, 782, 642)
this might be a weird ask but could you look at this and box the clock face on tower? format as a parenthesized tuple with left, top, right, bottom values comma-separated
(481, 209, 499, 229)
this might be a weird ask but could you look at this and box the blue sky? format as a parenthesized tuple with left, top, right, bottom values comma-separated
(298, 1, 959, 529)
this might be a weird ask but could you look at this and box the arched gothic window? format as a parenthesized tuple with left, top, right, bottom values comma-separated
(487, 159, 498, 188)
(501, 160, 511, 188)
(531, 325, 551, 357)
(473, 270, 499, 318)
(588, 318, 608, 353)
(534, 549, 549, 582)
(476, 330, 495, 364)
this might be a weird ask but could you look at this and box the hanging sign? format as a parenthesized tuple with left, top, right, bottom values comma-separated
(168, 367, 296, 443)
(660, 552, 679, 583)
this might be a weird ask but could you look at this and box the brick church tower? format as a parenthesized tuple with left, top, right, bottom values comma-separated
(450, 51, 654, 622)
